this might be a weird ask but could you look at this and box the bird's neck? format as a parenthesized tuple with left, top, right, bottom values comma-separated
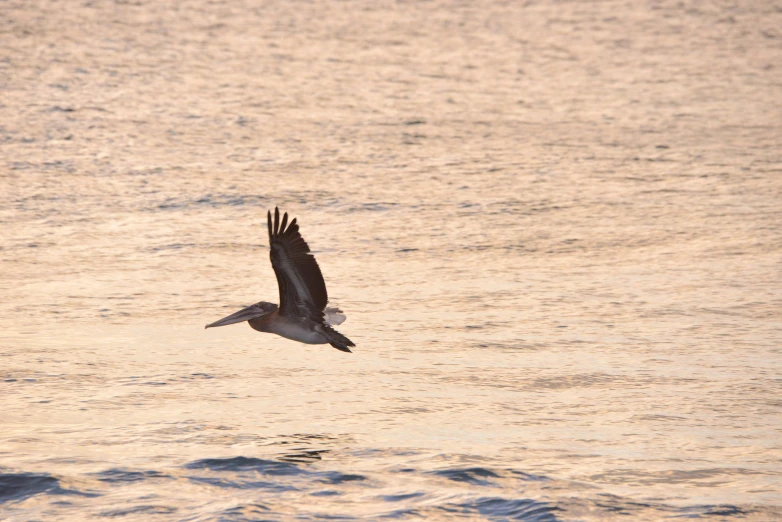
(248, 310, 277, 333)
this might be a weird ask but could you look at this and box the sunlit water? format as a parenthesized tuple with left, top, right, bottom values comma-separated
(2, 0, 781, 520)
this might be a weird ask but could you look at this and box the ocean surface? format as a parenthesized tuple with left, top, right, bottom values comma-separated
(2, 0, 781, 520)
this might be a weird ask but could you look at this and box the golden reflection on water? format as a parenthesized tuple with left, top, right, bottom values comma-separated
(2, 0, 781, 519)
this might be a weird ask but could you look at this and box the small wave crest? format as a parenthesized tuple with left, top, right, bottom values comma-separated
(0, 471, 92, 503)
(185, 456, 301, 476)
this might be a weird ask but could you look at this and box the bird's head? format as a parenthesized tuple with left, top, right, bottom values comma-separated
(204, 301, 278, 329)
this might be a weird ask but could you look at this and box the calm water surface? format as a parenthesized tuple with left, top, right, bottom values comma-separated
(2, 0, 781, 520)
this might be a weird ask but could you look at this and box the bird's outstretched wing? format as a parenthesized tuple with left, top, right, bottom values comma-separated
(268, 207, 328, 320)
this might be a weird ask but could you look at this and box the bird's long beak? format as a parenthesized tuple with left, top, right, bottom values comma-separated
(205, 304, 269, 329)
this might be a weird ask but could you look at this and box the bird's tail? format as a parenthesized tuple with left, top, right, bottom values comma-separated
(320, 324, 355, 353)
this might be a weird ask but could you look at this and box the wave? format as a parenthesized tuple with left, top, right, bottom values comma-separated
(1, 459, 779, 521)
(0, 471, 93, 504)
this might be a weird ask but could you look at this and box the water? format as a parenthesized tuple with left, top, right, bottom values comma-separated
(2, 0, 781, 520)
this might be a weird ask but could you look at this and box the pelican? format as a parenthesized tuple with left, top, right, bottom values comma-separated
(205, 208, 355, 353)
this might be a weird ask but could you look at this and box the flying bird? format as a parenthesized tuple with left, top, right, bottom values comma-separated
(205, 208, 355, 352)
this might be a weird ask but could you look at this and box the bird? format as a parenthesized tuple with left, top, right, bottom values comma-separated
(205, 207, 355, 353)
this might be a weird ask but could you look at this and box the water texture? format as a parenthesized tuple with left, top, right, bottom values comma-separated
(1, 0, 781, 520)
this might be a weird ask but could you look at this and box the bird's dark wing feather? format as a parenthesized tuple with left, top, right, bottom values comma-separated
(267, 207, 328, 319)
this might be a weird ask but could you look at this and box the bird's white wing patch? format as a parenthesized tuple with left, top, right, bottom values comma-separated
(324, 306, 346, 326)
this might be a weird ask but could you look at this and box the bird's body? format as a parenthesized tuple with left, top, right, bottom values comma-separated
(205, 208, 355, 353)
(249, 310, 327, 345)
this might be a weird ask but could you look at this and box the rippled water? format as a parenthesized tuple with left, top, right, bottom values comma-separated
(2, 0, 781, 520)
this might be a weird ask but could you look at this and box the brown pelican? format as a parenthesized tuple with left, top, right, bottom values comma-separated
(205, 208, 355, 353)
